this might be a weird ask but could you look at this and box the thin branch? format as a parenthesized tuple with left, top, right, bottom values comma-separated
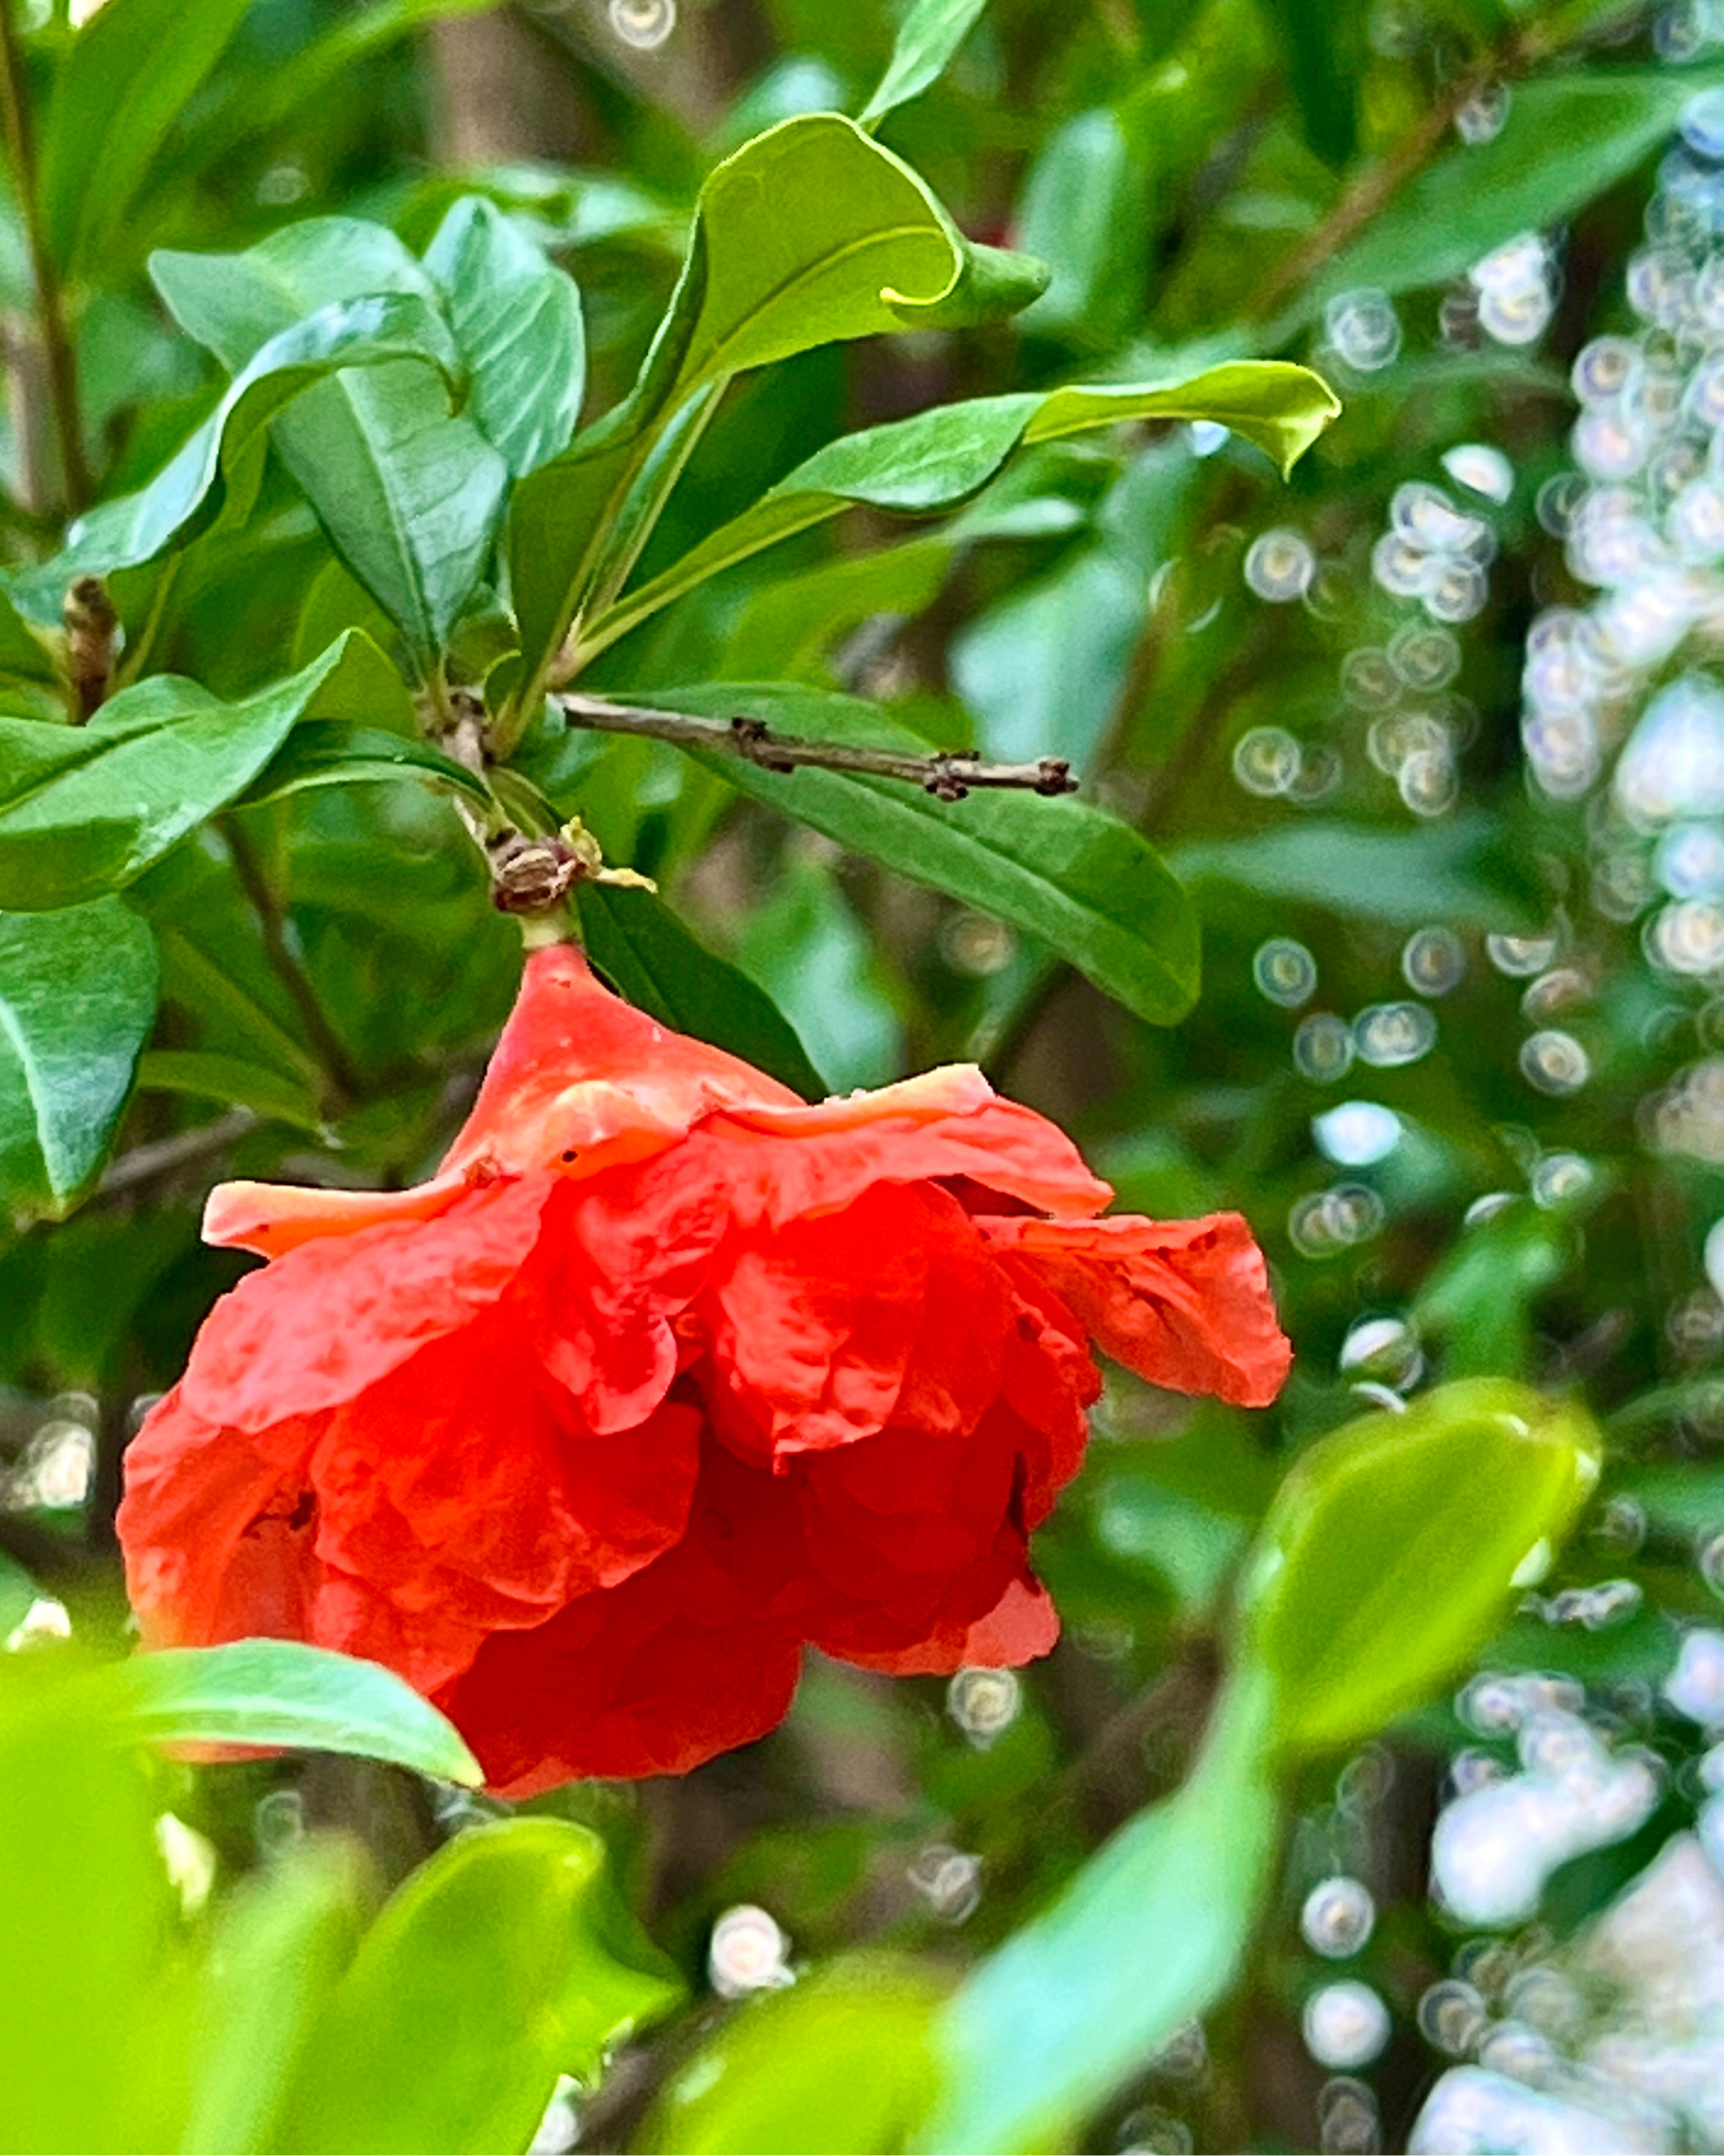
(0, 0, 89, 511)
(98, 1109, 257, 1201)
(1249, 28, 1545, 324)
(220, 819, 365, 1110)
(558, 695, 1079, 802)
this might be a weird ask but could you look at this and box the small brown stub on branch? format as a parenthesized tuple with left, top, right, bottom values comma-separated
(63, 574, 117, 721)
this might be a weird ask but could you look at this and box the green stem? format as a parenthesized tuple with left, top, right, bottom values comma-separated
(574, 382, 726, 641)
(0, 0, 89, 512)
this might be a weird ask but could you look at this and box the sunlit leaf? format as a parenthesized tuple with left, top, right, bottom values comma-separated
(923, 1672, 1279, 2153)
(577, 362, 1336, 663)
(859, 0, 991, 126)
(508, 113, 1049, 713)
(644, 1959, 948, 2154)
(277, 1819, 682, 2153)
(1237, 1380, 1603, 1754)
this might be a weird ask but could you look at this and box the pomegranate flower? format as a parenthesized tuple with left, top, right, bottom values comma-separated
(118, 945, 1290, 1796)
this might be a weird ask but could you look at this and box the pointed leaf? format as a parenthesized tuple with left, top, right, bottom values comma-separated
(180, 1844, 368, 2156)
(277, 1819, 683, 2153)
(577, 882, 826, 1097)
(423, 197, 585, 478)
(0, 633, 401, 909)
(606, 683, 1201, 1025)
(37, 0, 252, 276)
(1238, 1380, 1603, 1755)
(240, 724, 496, 811)
(1292, 66, 1724, 322)
(859, 0, 990, 126)
(111, 1640, 484, 1785)
(924, 1670, 1280, 2153)
(153, 222, 507, 664)
(578, 363, 1336, 662)
(135, 1050, 323, 1131)
(7, 295, 465, 622)
(0, 897, 156, 1216)
(645, 1960, 948, 2153)
(508, 114, 1048, 712)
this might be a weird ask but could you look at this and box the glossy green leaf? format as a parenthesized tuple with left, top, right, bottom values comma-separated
(0, 1661, 174, 2152)
(110, 1640, 484, 1785)
(577, 362, 1336, 663)
(134, 1049, 322, 1131)
(152, 221, 508, 665)
(278, 1819, 683, 2153)
(1237, 1380, 1602, 1755)
(240, 724, 494, 811)
(0, 633, 398, 910)
(1169, 814, 1546, 930)
(859, 0, 991, 126)
(643, 1959, 948, 2154)
(180, 1844, 369, 2156)
(422, 197, 585, 478)
(508, 113, 1049, 712)
(1259, 0, 1362, 166)
(166, 0, 503, 185)
(0, 897, 157, 1217)
(37, 0, 252, 276)
(1295, 66, 1724, 321)
(622, 683, 1201, 1024)
(923, 1669, 1279, 2153)
(1014, 105, 1153, 345)
(578, 882, 827, 1098)
(8, 295, 465, 621)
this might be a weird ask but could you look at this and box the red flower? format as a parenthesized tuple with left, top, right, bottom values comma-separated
(118, 946, 1290, 1796)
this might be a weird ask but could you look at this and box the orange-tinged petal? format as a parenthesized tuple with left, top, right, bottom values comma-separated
(441, 943, 801, 1178)
(181, 1175, 557, 1434)
(203, 1172, 472, 1259)
(713, 1072, 1112, 1225)
(981, 1211, 1291, 1408)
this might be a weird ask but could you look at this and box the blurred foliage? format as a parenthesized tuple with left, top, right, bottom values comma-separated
(3, 0, 1724, 2148)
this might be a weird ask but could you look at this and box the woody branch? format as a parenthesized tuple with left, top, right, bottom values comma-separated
(556, 695, 1080, 802)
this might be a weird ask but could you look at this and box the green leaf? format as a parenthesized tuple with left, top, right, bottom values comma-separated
(180, 1844, 369, 2156)
(8, 295, 465, 621)
(643, 1959, 949, 2154)
(277, 1819, 683, 2153)
(508, 114, 1049, 711)
(1293, 66, 1724, 322)
(0, 632, 397, 910)
(110, 1640, 484, 1785)
(578, 882, 827, 1098)
(37, 0, 253, 276)
(152, 221, 508, 665)
(423, 196, 585, 478)
(240, 724, 495, 811)
(135, 1049, 323, 1132)
(1014, 106, 1153, 346)
(1169, 814, 1547, 931)
(0, 897, 157, 1217)
(859, 0, 990, 126)
(615, 683, 1201, 1025)
(922, 1669, 1280, 2153)
(0, 1660, 175, 2152)
(577, 363, 1336, 663)
(1237, 1380, 1602, 1755)
(1259, 0, 1362, 167)
(166, 0, 503, 188)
